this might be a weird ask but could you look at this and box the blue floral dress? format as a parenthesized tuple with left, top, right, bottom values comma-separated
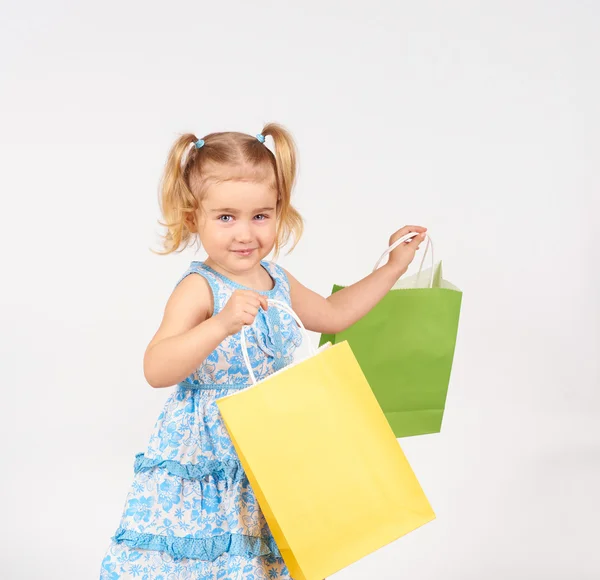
(100, 260, 303, 580)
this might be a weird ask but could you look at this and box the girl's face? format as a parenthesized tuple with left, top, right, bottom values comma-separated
(196, 179, 278, 275)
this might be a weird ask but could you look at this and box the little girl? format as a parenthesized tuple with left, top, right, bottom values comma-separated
(100, 123, 426, 580)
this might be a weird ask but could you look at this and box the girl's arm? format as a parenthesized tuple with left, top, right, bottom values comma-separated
(286, 226, 427, 334)
(143, 276, 268, 388)
(143, 275, 227, 388)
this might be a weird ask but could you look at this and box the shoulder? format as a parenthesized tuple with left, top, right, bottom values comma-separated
(175, 261, 207, 287)
(145, 264, 214, 353)
(171, 262, 215, 318)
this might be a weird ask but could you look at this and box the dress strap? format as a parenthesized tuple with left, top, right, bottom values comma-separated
(262, 261, 292, 298)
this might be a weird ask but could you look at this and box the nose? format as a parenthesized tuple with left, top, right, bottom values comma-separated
(234, 221, 253, 244)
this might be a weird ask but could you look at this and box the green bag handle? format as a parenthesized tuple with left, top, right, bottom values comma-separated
(372, 232, 435, 288)
(240, 299, 316, 385)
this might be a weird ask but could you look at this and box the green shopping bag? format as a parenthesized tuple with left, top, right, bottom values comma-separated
(319, 234, 462, 438)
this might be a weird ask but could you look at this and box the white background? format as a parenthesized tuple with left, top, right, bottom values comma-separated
(1, 1, 599, 578)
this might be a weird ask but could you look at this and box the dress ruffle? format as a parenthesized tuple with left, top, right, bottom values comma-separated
(111, 528, 281, 562)
(134, 453, 244, 483)
(251, 309, 276, 358)
(101, 543, 290, 580)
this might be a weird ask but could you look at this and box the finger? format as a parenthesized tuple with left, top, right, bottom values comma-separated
(244, 297, 261, 309)
(239, 290, 262, 300)
(410, 232, 427, 244)
(247, 292, 268, 311)
(396, 225, 427, 238)
(408, 239, 426, 252)
(390, 226, 425, 244)
(402, 230, 427, 244)
(242, 313, 255, 326)
(243, 304, 259, 317)
(237, 290, 255, 298)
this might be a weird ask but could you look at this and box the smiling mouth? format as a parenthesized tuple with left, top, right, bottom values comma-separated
(232, 249, 256, 254)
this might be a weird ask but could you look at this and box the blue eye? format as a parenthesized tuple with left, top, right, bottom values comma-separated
(254, 214, 268, 221)
(218, 215, 233, 222)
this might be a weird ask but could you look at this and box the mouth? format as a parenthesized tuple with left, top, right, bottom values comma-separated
(231, 249, 257, 256)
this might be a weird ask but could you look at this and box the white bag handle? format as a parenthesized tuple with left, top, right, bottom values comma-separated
(372, 232, 435, 288)
(240, 299, 314, 385)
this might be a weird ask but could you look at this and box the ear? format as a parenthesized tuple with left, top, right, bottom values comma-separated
(184, 211, 198, 233)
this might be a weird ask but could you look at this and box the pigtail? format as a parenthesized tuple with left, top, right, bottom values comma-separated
(154, 134, 202, 255)
(260, 123, 304, 255)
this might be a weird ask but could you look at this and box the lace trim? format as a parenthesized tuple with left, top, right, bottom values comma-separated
(177, 381, 250, 390)
(134, 453, 246, 482)
(112, 527, 281, 562)
(195, 260, 279, 297)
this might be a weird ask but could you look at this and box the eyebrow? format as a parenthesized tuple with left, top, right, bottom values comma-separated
(208, 207, 275, 213)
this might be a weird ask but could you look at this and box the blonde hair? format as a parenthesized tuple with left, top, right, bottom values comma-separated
(153, 122, 304, 258)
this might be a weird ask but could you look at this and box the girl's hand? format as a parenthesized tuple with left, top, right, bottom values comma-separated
(214, 290, 269, 336)
(386, 225, 428, 276)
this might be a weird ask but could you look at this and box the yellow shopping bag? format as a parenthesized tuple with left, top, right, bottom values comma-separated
(216, 300, 435, 580)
